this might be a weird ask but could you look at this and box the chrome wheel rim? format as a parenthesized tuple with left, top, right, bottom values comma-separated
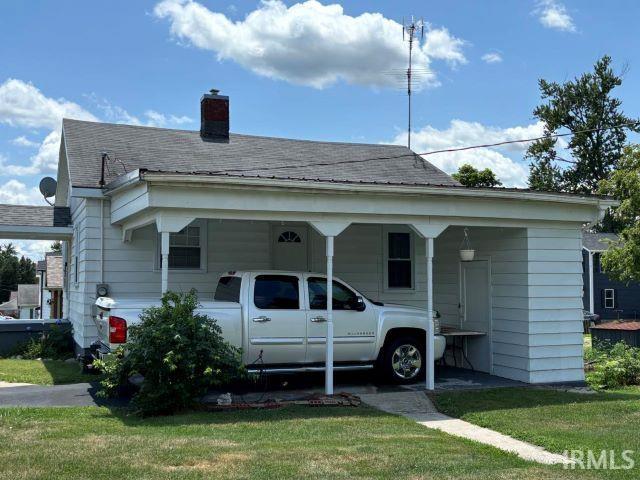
(391, 344, 422, 380)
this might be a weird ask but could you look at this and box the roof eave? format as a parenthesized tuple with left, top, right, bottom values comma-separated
(136, 171, 617, 207)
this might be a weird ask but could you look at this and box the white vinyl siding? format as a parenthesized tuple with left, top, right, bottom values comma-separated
(65, 202, 586, 384)
(432, 225, 584, 384)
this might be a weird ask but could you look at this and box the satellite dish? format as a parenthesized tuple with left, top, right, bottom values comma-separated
(39, 177, 57, 199)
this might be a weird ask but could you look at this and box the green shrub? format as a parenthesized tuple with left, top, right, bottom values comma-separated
(92, 347, 129, 397)
(586, 341, 640, 389)
(11, 323, 75, 360)
(95, 290, 245, 416)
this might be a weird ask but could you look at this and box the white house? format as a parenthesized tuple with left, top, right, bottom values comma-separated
(0, 91, 615, 385)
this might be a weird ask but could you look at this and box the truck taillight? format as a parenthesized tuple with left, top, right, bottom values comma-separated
(109, 316, 127, 344)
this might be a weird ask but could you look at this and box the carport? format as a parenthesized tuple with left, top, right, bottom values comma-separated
(0, 205, 73, 240)
(0, 204, 72, 322)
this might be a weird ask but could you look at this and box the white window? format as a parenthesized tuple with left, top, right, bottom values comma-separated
(384, 229, 413, 289)
(604, 288, 615, 309)
(158, 220, 207, 271)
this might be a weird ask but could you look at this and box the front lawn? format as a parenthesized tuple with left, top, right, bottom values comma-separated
(0, 359, 99, 385)
(434, 387, 640, 479)
(0, 405, 593, 480)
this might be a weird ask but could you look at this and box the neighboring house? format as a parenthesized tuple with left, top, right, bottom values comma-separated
(0, 286, 40, 319)
(36, 252, 64, 319)
(0, 291, 18, 318)
(17, 284, 40, 319)
(0, 91, 617, 385)
(582, 232, 640, 321)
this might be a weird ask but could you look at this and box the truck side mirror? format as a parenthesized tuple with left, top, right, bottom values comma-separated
(353, 296, 366, 312)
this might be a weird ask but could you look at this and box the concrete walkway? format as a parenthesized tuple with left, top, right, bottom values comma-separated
(359, 391, 572, 465)
(0, 381, 33, 388)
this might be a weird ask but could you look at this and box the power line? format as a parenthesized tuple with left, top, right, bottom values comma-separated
(204, 120, 640, 175)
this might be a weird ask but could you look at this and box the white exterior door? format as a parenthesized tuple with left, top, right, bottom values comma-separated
(460, 260, 492, 373)
(272, 226, 308, 271)
(247, 274, 307, 365)
(304, 275, 377, 363)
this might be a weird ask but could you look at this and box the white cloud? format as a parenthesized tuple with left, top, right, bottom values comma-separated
(144, 110, 193, 127)
(0, 79, 96, 176)
(11, 136, 39, 148)
(0, 179, 53, 260)
(0, 79, 97, 130)
(535, 0, 576, 32)
(153, 0, 466, 88)
(0, 179, 46, 205)
(423, 27, 467, 67)
(7, 240, 52, 261)
(87, 94, 193, 128)
(392, 120, 545, 188)
(481, 52, 502, 64)
(0, 81, 193, 177)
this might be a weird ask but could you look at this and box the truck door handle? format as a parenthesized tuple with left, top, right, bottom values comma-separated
(252, 316, 271, 323)
(310, 316, 326, 323)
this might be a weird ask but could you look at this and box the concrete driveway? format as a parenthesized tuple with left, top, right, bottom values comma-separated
(0, 382, 127, 407)
(0, 366, 525, 407)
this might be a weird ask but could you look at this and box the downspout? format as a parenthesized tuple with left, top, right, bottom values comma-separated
(39, 272, 44, 319)
(100, 198, 104, 285)
(588, 251, 595, 314)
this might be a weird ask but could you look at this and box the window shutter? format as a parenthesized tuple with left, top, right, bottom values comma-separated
(600, 289, 605, 308)
(614, 290, 619, 309)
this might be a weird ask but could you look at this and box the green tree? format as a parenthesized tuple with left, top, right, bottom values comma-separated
(17, 256, 36, 285)
(50, 241, 62, 253)
(527, 56, 638, 193)
(599, 145, 640, 282)
(0, 244, 19, 303)
(0, 244, 37, 302)
(452, 164, 502, 188)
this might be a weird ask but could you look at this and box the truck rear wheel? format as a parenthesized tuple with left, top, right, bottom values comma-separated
(381, 336, 425, 384)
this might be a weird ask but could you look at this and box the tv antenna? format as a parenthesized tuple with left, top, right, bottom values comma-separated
(403, 17, 425, 150)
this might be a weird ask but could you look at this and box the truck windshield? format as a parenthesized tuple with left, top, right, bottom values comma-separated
(214, 276, 242, 302)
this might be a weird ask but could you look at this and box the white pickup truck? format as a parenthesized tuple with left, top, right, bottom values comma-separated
(93, 271, 445, 383)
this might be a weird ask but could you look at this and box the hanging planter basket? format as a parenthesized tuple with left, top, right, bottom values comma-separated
(460, 249, 475, 262)
(459, 228, 475, 262)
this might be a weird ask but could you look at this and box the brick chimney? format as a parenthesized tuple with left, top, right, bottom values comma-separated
(200, 89, 229, 141)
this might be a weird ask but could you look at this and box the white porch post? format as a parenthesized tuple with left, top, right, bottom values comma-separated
(425, 237, 435, 391)
(308, 221, 351, 396)
(409, 223, 448, 392)
(325, 235, 334, 395)
(155, 214, 196, 296)
(588, 251, 595, 314)
(161, 231, 170, 295)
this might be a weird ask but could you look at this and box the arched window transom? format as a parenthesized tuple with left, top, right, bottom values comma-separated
(278, 231, 302, 243)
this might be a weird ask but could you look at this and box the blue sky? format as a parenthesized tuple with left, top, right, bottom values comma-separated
(1, 0, 639, 257)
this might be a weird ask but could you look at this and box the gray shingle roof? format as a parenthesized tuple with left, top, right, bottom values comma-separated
(17, 284, 39, 307)
(583, 232, 619, 251)
(0, 205, 71, 228)
(62, 118, 459, 188)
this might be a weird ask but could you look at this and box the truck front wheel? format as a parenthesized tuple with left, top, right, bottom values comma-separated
(381, 336, 425, 384)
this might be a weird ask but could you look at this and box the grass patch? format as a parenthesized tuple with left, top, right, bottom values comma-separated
(0, 359, 100, 385)
(0, 405, 597, 479)
(435, 387, 640, 479)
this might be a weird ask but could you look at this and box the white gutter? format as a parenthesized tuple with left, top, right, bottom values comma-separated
(138, 171, 617, 208)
